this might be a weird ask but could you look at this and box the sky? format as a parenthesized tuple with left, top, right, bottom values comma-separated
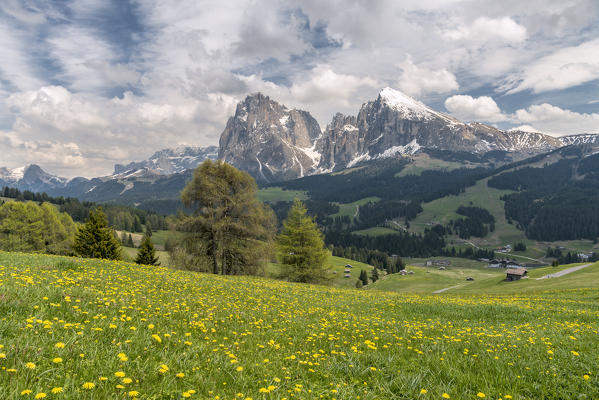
(1, 0, 598, 177)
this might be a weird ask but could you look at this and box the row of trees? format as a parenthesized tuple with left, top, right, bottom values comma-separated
(1, 187, 168, 232)
(0, 201, 76, 254)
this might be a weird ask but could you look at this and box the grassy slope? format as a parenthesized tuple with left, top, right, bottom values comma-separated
(1, 251, 598, 399)
(394, 153, 469, 177)
(257, 187, 308, 203)
(331, 196, 380, 220)
(267, 254, 374, 288)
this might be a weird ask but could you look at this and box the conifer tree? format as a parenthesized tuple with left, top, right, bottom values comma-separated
(371, 267, 379, 283)
(276, 198, 328, 283)
(120, 231, 127, 244)
(177, 160, 275, 275)
(127, 234, 134, 247)
(134, 235, 160, 265)
(145, 221, 153, 237)
(359, 269, 368, 286)
(73, 208, 121, 260)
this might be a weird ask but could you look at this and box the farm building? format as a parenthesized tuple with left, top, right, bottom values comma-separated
(506, 267, 528, 281)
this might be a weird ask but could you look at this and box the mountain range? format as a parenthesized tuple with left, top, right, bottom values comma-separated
(1, 88, 598, 207)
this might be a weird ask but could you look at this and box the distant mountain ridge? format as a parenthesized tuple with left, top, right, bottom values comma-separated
(219, 88, 586, 182)
(1, 87, 598, 207)
(113, 146, 218, 177)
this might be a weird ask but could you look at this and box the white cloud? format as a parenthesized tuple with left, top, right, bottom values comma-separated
(443, 17, 527, 43)
(505, 38, 599, 93)
(513, 103, 599, 135)
(289, 65, 378, 106)
(508, 125, 542, 133)
(444, 95, 505, 122)
(46, 26, 139, 92)
(398, 59, 459, 97)
(2, 85, 234, 177)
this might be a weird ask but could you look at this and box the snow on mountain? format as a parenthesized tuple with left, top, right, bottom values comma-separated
(0, 166, 25, 183)
(113, 145, 218, 177)
(560, 134, 599, 146)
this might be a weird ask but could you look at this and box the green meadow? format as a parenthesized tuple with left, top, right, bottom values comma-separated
(1, 251, 598, 399)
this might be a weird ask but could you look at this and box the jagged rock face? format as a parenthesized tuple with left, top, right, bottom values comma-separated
(315, 113, 360, 172)
(219, 93, 321, 182)
(315, 88, 570, 171)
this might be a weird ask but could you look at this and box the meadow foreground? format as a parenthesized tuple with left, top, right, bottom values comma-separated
(0, 252, 597, 399)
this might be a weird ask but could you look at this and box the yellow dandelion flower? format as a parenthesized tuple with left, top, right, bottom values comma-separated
(152, 334, 162, 343)
(50, 388, 62, 394)
(236, 366, 243, 372)
(115, 371, 126, 377)
(420, 389, 427, 394)
(584, 375, 590, 380)
(54, 342, 65, 349)
(182, 392, 191, 398)
(442, 394, 450, 399)
(148, 324, 155, 329)
(122, 377, 133, 384)
(118, 353, 128, 362)
(128, 391, 140, 397)
(82, 382, 95, 390)
(35, 394, 46, 399)
(52, 357, 63, 364)
(0, 353, 6, 359)
(25, 362, 36, 369)
(21, 389, 32, 396)
(571, 351, 579, 356)
(176, 372, 185, 378)
(477, 393, 486, 398)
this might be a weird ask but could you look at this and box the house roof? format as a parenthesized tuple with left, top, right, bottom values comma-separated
(506, 267, 528, 276)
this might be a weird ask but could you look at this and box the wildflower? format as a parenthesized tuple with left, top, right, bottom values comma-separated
(420, 389, 427, 394)
(51, 388, 63, 394)
(35, 394, 46, 399)
(21, 390, 32, 396)
(52, 357, 63, 364)
(182, 392, 191, 398)
(0, 353, 6, 359)
(176, 372, 185, 378)
(148, 324, 155, 329)
(584, 375, 590, 380)
(82, 382, 95, 390)
(152, 334, 162, 343)
(25, 362, 36, 369)
(99, 376, 108, 381)
(122, 378, 133, 384)
(236, 366, 243, 372)
(571, 351, 579, 356)
(115, 371, 126, 377)
(118, 353, 128, 362)
(442, 394, 450, 399)
(477, 393, 486, 398)
(128, 391, 140, 397)
(54, 342, 65, 349)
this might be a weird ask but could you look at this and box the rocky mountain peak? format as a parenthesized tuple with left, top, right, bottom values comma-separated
(219, 93, 322, 182)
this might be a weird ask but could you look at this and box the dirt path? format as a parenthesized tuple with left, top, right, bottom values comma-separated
(354, 205, 359, 218)
(535, 263, 593, 280)
(433, 284, 463, 294)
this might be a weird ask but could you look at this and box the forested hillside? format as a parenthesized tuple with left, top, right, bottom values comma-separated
(488, 149, 599, 241)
